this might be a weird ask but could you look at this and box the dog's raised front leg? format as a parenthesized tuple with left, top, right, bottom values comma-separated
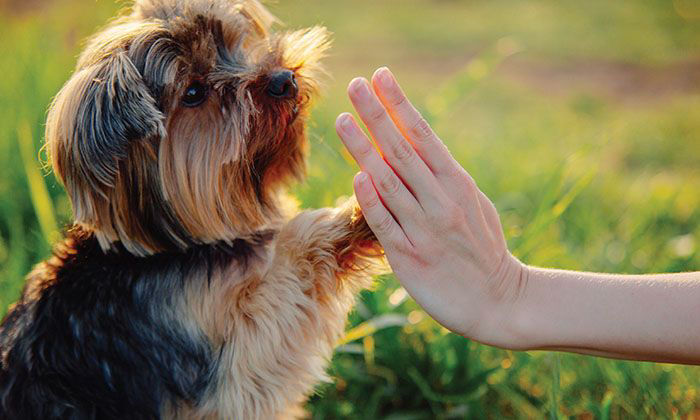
(276, 196, 385, 296)
(199, 198, 384, 420)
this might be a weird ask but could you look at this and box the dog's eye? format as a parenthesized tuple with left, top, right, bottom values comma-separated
(182, 81, 208, 107)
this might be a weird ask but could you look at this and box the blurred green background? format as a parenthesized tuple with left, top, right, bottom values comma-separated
(2, 0, 700, 418)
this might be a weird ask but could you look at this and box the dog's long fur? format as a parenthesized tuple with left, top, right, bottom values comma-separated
(0, 1, 384, 418)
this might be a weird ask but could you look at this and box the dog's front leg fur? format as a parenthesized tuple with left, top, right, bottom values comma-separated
(269, 198, 384, 418)
(199, 198, 383, 419)
(278, 197, 384, 297)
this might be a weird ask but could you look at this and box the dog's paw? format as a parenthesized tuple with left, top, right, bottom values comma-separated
(335, 197, 383, 271)
(347, 204, 378, 247)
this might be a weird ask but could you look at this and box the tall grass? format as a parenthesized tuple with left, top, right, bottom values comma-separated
(1, 0, 700, 418)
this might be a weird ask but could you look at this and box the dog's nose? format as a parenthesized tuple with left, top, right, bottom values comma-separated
(267, 70, 298, 100)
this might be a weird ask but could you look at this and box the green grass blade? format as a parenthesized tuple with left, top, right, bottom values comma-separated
(16, 121, 59, 247)
(515, 163, 596, 260)
(600, 391, 614, 420)
(407, 366, 498, 404)
(339, 314, 408, 345)
(549, 353, 562, 420)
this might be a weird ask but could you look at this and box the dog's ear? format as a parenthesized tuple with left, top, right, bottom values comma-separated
(46, 50, 165, 228)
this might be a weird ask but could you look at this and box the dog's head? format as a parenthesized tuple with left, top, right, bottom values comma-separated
(46, 0, 330, 255)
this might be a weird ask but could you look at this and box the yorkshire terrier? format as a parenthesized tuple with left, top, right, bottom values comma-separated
(0, 1, 384, 418)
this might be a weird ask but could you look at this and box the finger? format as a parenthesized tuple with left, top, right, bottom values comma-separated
(372, 68, 497, 243)
(370, 67, 448, 162)
(347, 78, 441, 206)
(353, 172, 410, 251)
(370, 67, 461, 181)
(336, 113, 424, 239)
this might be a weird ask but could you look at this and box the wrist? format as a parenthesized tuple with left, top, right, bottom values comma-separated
(504, 262, 540, 350)
(470, 254, 533, 350)
(504, 265, 596, 352)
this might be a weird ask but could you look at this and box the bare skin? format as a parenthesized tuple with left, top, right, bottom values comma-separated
(336, 66, 700, 365)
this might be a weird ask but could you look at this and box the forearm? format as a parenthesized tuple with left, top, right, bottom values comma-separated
(508, 267, 700, 364)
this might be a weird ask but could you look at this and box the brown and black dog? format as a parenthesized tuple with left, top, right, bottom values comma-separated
(0, 1, 383, 418)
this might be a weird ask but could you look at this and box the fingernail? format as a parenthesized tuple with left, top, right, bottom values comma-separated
(356, 172, 369, 185)
(377, 67, 394, 89)
(353, 79, 371, 99)
(340, 114, 354, 134)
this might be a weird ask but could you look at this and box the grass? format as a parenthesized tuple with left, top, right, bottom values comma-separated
(1, 0, 700, 418)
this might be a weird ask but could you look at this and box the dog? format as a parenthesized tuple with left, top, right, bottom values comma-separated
(0, 1, 384, 418)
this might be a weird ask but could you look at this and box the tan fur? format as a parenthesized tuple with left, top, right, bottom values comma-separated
(181, 198, 383, 419)
(41, 0, 385, 418)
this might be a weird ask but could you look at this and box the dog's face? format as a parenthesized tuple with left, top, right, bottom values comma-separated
(45, 0, 329, 255)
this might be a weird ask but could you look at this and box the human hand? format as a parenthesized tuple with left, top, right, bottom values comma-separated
(336, 68, 527, 348)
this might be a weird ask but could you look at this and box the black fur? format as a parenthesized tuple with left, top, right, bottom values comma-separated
(0, 227, 272, 419)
